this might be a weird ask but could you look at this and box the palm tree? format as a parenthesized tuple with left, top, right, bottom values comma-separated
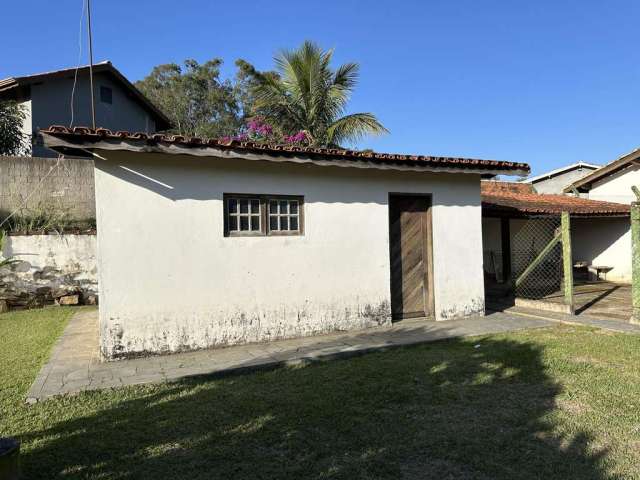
(249, 41, 388, 147)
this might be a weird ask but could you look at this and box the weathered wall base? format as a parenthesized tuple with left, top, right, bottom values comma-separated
(0, 235, 98, 308)
(437, 296, 485, 321)
(102, 299, 392, 359)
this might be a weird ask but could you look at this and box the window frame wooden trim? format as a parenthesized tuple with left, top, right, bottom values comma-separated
(223, 193, 304, 237)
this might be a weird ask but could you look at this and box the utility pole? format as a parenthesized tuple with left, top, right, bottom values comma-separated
(87, 0, 96, 129)
(561, 212, 574, 314)
(631, 186, 640, 324)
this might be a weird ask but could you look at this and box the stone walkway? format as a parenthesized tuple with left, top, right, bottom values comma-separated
(28, 309, 558, 402)
(502, 304, 640, 334)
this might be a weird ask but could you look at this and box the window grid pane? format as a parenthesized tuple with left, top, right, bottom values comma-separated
(267, 199, 300, 232)
(228, 198, 261, 233)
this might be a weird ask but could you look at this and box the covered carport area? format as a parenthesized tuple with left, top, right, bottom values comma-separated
(481, 181, 631, 320)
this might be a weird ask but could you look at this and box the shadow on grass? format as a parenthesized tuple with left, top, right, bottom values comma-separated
(22, 333, 610, 479)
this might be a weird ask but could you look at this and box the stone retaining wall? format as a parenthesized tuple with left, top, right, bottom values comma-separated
(0, 234, 98, 308)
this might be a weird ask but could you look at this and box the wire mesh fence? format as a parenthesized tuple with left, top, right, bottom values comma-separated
(510, 215, 564, 300)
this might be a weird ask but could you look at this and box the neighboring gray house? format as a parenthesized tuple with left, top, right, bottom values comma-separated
(0, 62, 171, 220)
(0, 61, 171, 157)
(523, 162, 600, 194)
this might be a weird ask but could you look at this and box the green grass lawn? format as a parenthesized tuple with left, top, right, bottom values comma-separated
(1, 308, 640, 479)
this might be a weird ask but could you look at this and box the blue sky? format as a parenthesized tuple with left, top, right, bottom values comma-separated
(3, 1, 640, 176)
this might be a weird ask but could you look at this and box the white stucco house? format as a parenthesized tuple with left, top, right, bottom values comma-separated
(42, 126, 529, 359)
(0, 61, 171, 157)
(560, 149, 640, 283)
(566, 148, 640, 204)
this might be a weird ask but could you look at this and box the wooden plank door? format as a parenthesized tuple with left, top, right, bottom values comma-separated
(389, 195, 433, 320)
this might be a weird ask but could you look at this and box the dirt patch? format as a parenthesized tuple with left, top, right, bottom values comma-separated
(556, 398, 591, 415)
(570, 355, 608, 366)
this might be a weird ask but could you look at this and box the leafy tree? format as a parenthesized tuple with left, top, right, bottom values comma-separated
(0, 101, 30, 156)
(135, 59, 242, 138)
(233, 59, 280, 123)
(242, 41, 388, 147)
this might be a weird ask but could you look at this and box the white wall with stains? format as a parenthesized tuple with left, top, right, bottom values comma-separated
(93, 151, 485, 359)
(571, 217, 631, 283)
(571, 167, 633, 282)
(587, 164, 640, 205)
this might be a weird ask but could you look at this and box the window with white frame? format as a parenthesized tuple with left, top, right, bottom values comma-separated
(224, 194, 303, 236)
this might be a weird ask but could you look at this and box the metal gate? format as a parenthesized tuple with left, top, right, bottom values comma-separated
(511, 215, 562, 299)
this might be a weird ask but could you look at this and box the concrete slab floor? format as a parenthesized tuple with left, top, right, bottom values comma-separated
(27, 307, 577, 403)
(540, 281, 632, 320)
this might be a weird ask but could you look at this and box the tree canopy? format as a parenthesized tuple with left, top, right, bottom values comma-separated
(244, 41, 388, 147)
(0, 101, 30, 156)
(135, 59, 242, 138)
(136, 42, 387, 148)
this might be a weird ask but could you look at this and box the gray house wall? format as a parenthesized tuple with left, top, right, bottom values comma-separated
(29, 72, 156, 157)
(0, 155, 95, 220)
(529, 167, 597, 194)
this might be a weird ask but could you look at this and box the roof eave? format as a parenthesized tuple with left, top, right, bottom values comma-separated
(41, 132, 529, 177)
(481, 202, 630, 217)
(563, 149, 640, 193)
(524, 162, 600, 184)
(0, 79, 18, 93)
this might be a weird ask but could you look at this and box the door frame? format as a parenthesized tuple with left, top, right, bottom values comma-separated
(387, 193, 436, 320)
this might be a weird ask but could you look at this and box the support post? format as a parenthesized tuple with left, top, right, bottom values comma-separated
(561, 212, 574, 314)
(500, 217, 511, 284)
(631, 201, 640, 324)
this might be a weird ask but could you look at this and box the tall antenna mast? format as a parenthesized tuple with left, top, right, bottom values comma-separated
(87, 0, 96, 129)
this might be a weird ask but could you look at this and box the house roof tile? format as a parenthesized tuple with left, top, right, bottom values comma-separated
(40, 126, 531, 175)
(482, 181, 630, 216)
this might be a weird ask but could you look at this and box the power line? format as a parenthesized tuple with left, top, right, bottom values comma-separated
(69, 0, 87, 127)
(87, 0, 96, 129)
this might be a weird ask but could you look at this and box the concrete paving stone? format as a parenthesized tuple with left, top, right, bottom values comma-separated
(58, 378, 91, 391)
(163, 367, 212, 380)
(129, 364, 165, 376)
(119, 374, 166, 387)
(26, 306, 640, 402)
(86, 368, 116, 381)
(62, 368, 90, 382)
(42, 373, 66, 387)
(113, 366, 139, 378)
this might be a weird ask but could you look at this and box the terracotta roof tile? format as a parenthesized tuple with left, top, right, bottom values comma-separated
(481, 181, 630, 216)
(481, 181, 535, 195)
(40, 126, 530, 174)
